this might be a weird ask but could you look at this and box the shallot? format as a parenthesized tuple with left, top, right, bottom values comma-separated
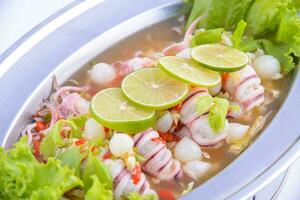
(109, 133, 134, 157)
(156, 111, 173, 133)
(174, 137, 202, 163)
(83, 118, 105, 142)
(227, 123, 250, 143)
(253, 55, 282, 80)
(183, 160, 212, 180)
(89, 63, 116, 85)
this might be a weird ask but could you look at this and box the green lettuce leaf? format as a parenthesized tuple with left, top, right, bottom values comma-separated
(196, 95, 214, 114)
(245, 0, 289, 36)
(239, 37, 262, 52)
(126, 192, 157, 200)
(262, 39, 299, 74)
(0, 136, 82, 200)
(232, 20, 247, 49)
(82, 153, 112, 191)
(186, 0, 211, 29)
(205, 0, 253, 30)
(191, 28, 223, 46)
(208, 97, 229, 133)
(85, 175, 113, 200)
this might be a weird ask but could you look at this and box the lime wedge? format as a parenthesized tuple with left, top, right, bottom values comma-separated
(191, 44, 249, 72)
(90, 88, 155, 133)
(121, 68, 188, 110)
(158, 56, 221, 87)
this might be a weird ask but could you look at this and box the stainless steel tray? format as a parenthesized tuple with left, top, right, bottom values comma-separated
(0, 1, 299, 199)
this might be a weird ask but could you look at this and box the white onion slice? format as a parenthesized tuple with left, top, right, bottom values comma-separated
(83, 118, 105, 141)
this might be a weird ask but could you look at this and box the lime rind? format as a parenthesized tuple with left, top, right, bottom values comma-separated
(158, 56, 221, 87)
(90, 88, 155, 134)
(121, 68, 189, 110)
(191, 44, 249, 72)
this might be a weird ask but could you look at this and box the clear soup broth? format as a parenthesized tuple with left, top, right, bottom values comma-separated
(64, 17, 288, 198)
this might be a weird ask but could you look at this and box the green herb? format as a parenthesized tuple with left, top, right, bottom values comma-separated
(232, 20, 247, 49)
(57, 146, 81, 175)
(195, 95, 214, 115)
(40, 115, 88, 159)
(191, 28, 223, 46)
(126, 192, 157, 200)
(208, 97, 229, 133)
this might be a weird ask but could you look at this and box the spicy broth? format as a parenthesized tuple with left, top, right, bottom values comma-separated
(69, 17, 288, 197)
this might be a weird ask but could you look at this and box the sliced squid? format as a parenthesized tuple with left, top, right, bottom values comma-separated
(114, 57, 155, 76)
(174, 126, 193, 139)
(133, 129, 183, 181)
(189, 115, 228, 148)
(104, 158, 155, 200)
(179, 87, 211, 126)
(162, 16, 203, 56)
(223, 65, 265, 112)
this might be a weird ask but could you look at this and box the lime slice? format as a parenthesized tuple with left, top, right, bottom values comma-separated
(121, 68, 188, 110)
(191, 44, 249, 72)
(90, 88, 155, 133)
(159, 56, 221, 87)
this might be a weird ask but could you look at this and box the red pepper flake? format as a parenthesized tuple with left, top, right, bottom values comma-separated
(151, 137, 166, 144)
(132, 164, 141, 185)
(35, 121, 46, 132)
(75, 138, 86, 146)
(104, 127, 110, 132)
(158, 131, 180, 143)
(33, 140, 41, 157)
(173, 103, 182, 112)
(222, 72, 229, 84)
(159, 190, 175, 200)
(102, 151, 113, 160)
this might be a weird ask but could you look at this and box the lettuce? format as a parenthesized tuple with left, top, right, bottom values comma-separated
(0, 136, 82, 200)
(185, 0, 300, 73)
(186, 0, 211, 29)
(208, 97, 229, 133)
(82, 153, 113, 191)
(205, 0, 253, 30)
(85, 175, 113, 200)
(191, 28, 223, 46)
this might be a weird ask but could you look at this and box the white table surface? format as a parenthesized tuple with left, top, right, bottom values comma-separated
(0, 1, 299, 200)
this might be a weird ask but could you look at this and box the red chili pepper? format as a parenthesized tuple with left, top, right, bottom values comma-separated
(158, 131, 180, 143)
(35, 121, 46, 132)
(104, 127, 110, 132)
(33, 140, 41, 157)
(222, 72, 229, 84)
(75, 138, 86, 146)
(151, 137, 166, 144)
(173, 103, 182, 111)
(102, 151, 113, 160)
(132, 164, 141, 185)
(159, 190, 175, 200)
